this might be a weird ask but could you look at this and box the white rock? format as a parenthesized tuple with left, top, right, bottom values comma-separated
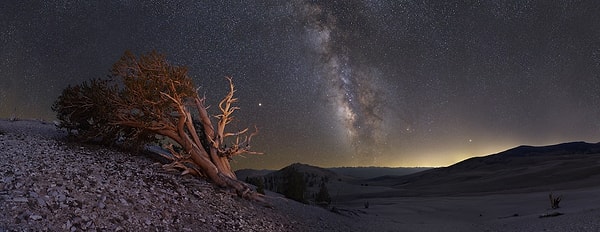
(11, 197, 28, 202)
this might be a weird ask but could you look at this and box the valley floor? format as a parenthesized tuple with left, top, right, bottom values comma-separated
(333, 186, 600, 231)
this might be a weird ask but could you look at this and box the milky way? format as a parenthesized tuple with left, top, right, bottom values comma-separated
(296, 1, 389, 165)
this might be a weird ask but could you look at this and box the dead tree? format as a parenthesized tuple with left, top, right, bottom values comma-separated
(549, 193, 562, 209)
(53, 51, 262, 200)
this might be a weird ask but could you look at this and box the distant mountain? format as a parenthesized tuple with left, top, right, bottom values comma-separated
(492, 141, 600, 157)
(279, 163, 340, 179)
(236, 142, 600, 199)
(235, 165, 431, 181)
(263, 163, 340, 190)
(235, 169, 274, 181)
(236, 163, 433, 204)
(328, 167, 430, 179)
(367, 142, 600, 196)
(237, 163, 343, 204)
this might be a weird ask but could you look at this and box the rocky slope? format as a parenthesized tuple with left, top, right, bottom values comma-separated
(0, 120, 364, 232)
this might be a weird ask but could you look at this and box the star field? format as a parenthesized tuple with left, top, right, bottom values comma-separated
(2, 1, 600, 169)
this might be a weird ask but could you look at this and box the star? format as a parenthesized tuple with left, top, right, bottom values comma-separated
(2, 1, 599, 169)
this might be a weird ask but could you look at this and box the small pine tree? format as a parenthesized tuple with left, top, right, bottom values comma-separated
(315, 182, 331, 205)
(283, 169, 306, 203)
(245, 177, 266, 194)
(256, 178, 265, 194)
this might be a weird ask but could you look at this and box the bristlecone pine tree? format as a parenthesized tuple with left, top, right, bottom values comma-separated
(52, 51, 263, 200)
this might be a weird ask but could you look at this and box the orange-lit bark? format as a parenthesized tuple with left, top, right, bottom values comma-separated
(62, 51, 263, 200)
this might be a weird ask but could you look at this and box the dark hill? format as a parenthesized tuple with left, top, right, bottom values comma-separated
(367, 142, 600, 196)
(237, 163, 343, 204)
(328, 167, 429, 179)
(235, 169, 274, 181)
(262, 163, 341, 192)
(494, 141, 600, 157)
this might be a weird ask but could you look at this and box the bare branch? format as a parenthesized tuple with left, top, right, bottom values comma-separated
(53, 51, 264, 201)
(216, 76, 238, 144)
(218, 125, 263, 158)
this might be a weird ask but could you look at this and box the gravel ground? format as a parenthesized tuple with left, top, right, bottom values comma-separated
(0, 119, 364, 232)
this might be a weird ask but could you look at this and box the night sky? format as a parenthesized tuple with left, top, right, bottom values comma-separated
(2, 1, 600, 169)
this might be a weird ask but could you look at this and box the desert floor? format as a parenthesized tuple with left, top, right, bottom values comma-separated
(329, 186, 600, 231)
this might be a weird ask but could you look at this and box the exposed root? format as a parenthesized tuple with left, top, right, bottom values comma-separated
(218, 172, 268, 204)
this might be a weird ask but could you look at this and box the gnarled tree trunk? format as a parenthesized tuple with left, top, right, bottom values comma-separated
(152, 79, 260, 198)
(53, 51, 263, 200)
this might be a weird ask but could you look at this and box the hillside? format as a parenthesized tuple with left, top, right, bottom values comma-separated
(248, 163, 343, 204)
(236, 142, 600, 200)
(368, 142, 600, 196)
(0, 120, 365, 232)
(236, 166, 429, 181)
(327, 167, 430, 179)
(235, 169, 274, 181)
(236, 164, 434, 204)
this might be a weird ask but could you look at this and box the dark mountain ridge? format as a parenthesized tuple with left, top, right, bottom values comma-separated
(493, 141, 600, 157)
(237, 163, 343, 204)
(328, 167, 430, 179)
(367, 141, 600, 196)
(235, 164, 428, 181)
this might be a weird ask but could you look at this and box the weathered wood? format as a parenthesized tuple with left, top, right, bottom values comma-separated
(54, 51, 263, 201)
